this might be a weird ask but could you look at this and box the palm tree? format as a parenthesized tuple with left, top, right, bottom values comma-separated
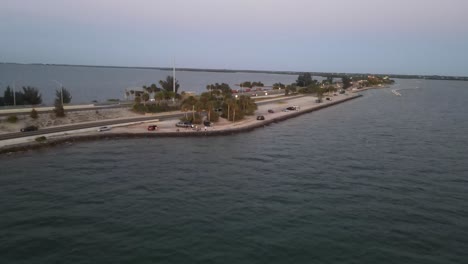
(180, 96, 198, 120)
(159, 76, 180, 94)
(142, 93, 150, 106)
(154, 92, 165, 103)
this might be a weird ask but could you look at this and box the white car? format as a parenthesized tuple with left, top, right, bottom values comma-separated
(97, 126, 111, 132)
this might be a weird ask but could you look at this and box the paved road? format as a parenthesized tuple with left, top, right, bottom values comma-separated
(0, 103, 131, 117)
(0, 112, 184, 141)
(0, 95, 306, 141)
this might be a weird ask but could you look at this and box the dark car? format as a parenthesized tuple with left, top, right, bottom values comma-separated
(268, 109, 274, 113)
(20, 125, 39, 132)
(147, 125, 158, 131)
(203, 121, 212, 127)
(286, 107, 296, 111)
(257, 115, 265, 120)
(176, 121, 194, 128)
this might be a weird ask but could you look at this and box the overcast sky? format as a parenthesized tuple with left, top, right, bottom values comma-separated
(1, 0, 468, 76)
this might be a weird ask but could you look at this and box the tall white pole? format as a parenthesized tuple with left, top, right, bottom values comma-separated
(173, 57, 176, 103)
(53, 80, 64, 106)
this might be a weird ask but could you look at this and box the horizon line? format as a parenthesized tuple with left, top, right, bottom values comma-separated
(1, 61, 467, 79)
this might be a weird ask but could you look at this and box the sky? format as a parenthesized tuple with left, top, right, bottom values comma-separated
(1, 0, 468, 76)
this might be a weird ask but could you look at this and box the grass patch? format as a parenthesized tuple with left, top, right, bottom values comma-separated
(7, 115, 18, 123)
(35, 136, 47, 142)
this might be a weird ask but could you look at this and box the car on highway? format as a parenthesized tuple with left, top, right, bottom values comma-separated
(268, 109, 274, 113)
(286, 105, 300, 111)
(147, 125, 158, 131)
(176, 121, 194, 128)
(97, 126, 111, 132)
(257, 115, 265, 120)
(20, 125, 39, 132)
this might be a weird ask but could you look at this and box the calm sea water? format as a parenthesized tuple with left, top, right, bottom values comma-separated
(0, 64, 300, 104)
(1, 79, 468, 263)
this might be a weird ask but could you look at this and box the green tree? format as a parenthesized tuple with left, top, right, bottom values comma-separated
(134, 96, 142, 104)
(150, 83, 160, 93)
(240, 81, 252, 88)
(54, 102, 65, 117)
(237, 95, 257, 115)
(154, 91, 165, 103)
(342, 76, 353, 89)
(30, 108, 38, 119)
(22, 86, 42, 105)
(253, 81, 264, 87)
(142, 93, 150, 105)
(296, 73, 313, 87)
(159, 76, 180, 94)
(55, 87, 72, 104)
(7, 115, 18, 123)
(3, 86, 14, 105)
(273, 82, 285, 89)
(14, 91, 25, 105)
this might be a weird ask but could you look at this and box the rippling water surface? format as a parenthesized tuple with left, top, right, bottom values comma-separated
(1, 79, 468, 263)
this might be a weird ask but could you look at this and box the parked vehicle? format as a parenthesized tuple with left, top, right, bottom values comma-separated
(20, 125, 39, 132)
(257, 115, 265, 120)
(203, 121, 212, 127)
(286, 106, 299, 111)
(176, 121, 194, 128)
(268, 109, 274, 113)
(147, 125, 158, 131)
(97, 126, 111, 132)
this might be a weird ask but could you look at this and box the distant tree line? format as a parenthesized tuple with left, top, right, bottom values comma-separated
(0, 85, 72, 118)
(0, 86, 72, 107)
(240, 81, 264, 88)
(0, 86, 43, 106)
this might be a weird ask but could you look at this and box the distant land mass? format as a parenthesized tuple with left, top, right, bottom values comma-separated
(2, 62, 467, 81)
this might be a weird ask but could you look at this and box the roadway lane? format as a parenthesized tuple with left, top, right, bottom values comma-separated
(0, 95, 306, 141)
(0, 103, 131, 117)
(0, 112, 184, 141)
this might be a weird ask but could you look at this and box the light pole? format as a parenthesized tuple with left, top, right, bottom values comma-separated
(173, 57, 176, 103)
(52, 80, 63, 106)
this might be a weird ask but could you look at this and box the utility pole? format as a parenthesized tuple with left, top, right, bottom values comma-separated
(53, 80, 64, 106)
(173, 57, 176, 103)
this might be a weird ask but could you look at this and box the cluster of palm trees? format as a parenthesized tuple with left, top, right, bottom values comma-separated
(126, 76, 180, 105)
(179, 84, 257, 124)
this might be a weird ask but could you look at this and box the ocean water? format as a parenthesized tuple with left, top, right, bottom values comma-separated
(0, 64, 299, 104)
(1, 79, 468, 263)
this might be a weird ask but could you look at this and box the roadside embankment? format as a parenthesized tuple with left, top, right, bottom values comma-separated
(0, 94, 362, 155)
